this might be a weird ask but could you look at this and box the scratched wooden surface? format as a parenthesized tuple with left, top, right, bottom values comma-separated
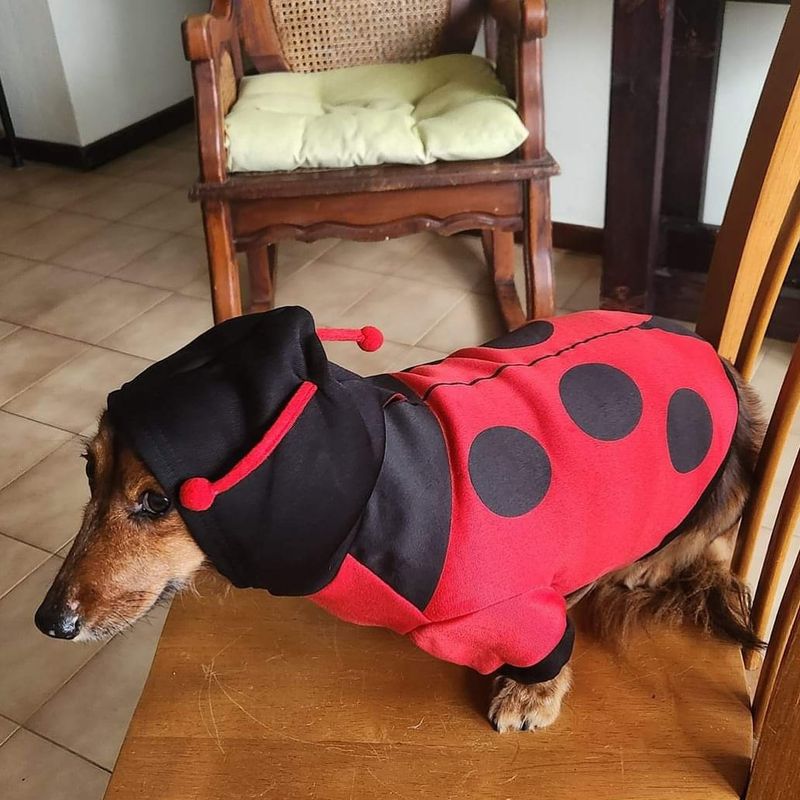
(104, 573, 752, 800)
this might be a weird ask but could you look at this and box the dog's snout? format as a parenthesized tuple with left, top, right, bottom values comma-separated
(35, 598, 81, 640)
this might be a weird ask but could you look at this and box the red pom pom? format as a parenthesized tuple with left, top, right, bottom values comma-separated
(180, 477, 216, 511)
(358, 326, 384, 352)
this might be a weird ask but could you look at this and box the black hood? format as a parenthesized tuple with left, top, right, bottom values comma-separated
(106, 307, 387, 594)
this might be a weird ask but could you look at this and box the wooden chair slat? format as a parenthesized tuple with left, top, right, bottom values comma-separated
(696, 2, 800, 364)
(748, 504, 800, 740)
(748, 597, 800, 800)
(744, 426, 800, 675)
(734, 185, 800, 381)
(732, 340, 800, 587)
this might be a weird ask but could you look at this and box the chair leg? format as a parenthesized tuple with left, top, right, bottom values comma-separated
(522, 178, 555, 319)
(480, 230, 494, 267)
(489, 230, 526, 331)
(201, 199, 242, 323)
(246, 244, 276, 313)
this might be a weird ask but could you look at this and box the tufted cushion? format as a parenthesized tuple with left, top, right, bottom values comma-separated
(224, 54, 529, 173)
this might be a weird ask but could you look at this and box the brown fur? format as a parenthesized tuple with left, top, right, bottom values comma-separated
(39, 361, 765, 731)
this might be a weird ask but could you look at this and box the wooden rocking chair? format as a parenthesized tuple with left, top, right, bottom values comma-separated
(182, 0, 558, 330)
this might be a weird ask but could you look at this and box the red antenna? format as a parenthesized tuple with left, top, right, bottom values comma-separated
(316, 325, 383, 352)
(180, 381, 318, 512)
(179, 323, 384, 513)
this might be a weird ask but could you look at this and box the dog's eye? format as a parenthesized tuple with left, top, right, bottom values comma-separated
(139, 491, 171, 517)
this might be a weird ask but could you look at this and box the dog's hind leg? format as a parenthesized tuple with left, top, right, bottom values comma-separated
(585, 362, 766, 649)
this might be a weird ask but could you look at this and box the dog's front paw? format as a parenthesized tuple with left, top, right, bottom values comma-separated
(488, 668, 571, 733)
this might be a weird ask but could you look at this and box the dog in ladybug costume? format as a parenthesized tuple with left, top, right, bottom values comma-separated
(104, 306, 760, 730)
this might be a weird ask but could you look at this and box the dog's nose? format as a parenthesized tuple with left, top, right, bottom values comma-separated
(34, 600, 81, 640)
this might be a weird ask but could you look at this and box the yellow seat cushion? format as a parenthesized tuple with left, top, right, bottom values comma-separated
(224, 54, 530, 173)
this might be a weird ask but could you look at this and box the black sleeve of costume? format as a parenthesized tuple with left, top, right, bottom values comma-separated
(496, 618, 575, 684)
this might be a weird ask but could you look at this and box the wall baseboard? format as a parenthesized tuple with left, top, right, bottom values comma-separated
(526, 219, 800, 340)
(0, 97, 194, 171)
(655, 267, 800, 341)
(553, 223, 604, 253)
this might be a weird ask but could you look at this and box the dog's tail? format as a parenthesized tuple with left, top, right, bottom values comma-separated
(588, 554, 766, 650)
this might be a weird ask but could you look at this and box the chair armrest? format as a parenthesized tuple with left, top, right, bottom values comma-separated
(183, 0, 242, 183)
(487, 0, 548, 41)
(487, 0, 548, 159)
(183, 0, 239, 62)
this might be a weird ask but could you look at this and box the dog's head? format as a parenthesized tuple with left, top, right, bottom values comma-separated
(34, 413, 205, 641)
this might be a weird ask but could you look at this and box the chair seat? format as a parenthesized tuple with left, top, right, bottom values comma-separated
(105, 574, 752, 800)
(224, 54, 529, 173)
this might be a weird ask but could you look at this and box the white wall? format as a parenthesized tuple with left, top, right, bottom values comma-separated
(0, 0, 80, 144)
(0, 0, 205, 147)
(542, 0, 614, 229)
(703, 2, 789, 225)
(47, 0, 206, 145)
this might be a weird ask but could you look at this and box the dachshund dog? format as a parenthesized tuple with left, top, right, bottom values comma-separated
(35, 309, 764, 733)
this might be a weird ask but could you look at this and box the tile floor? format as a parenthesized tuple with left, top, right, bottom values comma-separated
(0, 126, 797, 799)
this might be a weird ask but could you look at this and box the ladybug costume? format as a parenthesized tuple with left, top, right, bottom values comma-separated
(107, 308, 738, 684)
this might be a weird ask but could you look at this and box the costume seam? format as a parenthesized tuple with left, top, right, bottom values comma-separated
(419, 321, 646, 401)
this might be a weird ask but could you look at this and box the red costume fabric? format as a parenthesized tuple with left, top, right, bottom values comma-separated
(311, 310, 738, 679)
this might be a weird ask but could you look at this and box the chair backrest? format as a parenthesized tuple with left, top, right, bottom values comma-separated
(697, 3, 800, 797)
(236, 0, 486, 73)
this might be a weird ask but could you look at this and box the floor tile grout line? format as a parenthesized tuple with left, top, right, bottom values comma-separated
(16, 724, 113, 774)
(323, 254, 489, 294)
(0, 332, 96, 408)
(317, 231, 500, 291)
(14, 635, 114, 731)
(0, 331, 154, 427)
(0, 321, 155, 384)
(4, 220, 486, 299)
(0, 407, 84, 440)
(51, 227, 183, 280)
(89, 290, 178, 349)
(410, 288, 472, 348)
(91, 290, 188, 354)
(277, 241, 341, 280)
(12, 177, 131, 215)
(0, 196, 200, 264)
(0, 413, 80, 495)
(0, 528, 61, 557)
(0, 549, 60, 604)
(0, 226, 200, 287)
(0, 322, 20, 342)
(18, 180, 176, 222)
(311, 271, 395, 324)
(0, 719, 21, 748)
(326, 265, 471, 345)
(0, 528, 72, 560)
